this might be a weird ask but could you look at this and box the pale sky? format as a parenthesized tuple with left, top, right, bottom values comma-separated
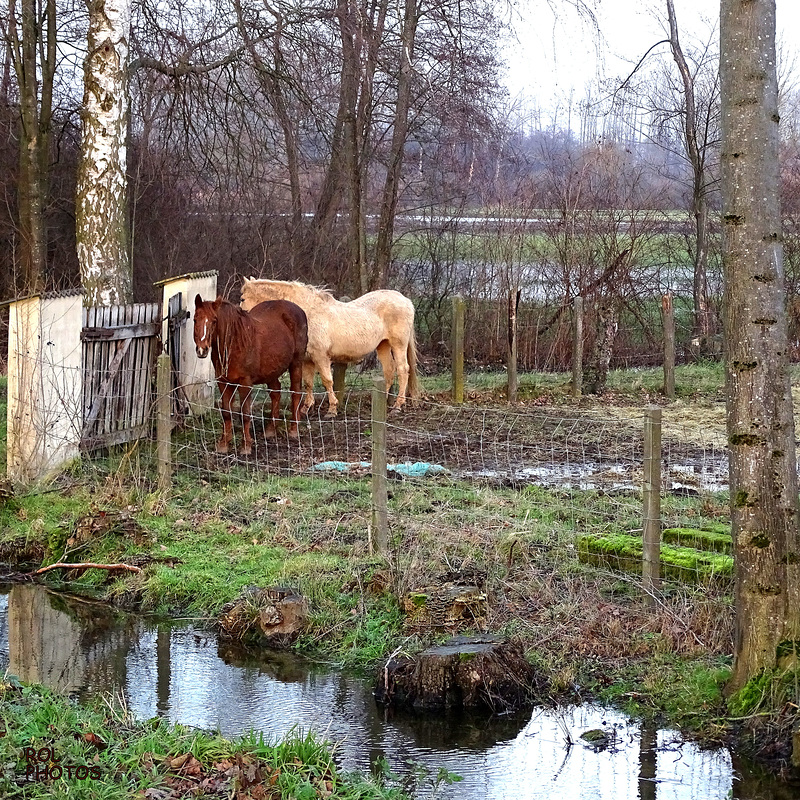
(504, 0, 800, 108)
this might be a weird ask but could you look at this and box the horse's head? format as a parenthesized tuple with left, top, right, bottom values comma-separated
(194, 294, 222, 358)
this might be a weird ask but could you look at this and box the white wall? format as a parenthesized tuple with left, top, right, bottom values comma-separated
(7, 292, 83, 483)
(159, 271, 217, 412)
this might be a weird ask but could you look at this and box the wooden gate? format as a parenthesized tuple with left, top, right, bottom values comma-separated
(80, 303, 161, 452)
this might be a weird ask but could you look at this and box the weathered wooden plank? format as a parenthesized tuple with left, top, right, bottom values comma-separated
(79, 423, 150, 452)
(80, 321, 160, 341)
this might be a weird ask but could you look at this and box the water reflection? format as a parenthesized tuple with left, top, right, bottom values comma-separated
(0, 583, 779, 800)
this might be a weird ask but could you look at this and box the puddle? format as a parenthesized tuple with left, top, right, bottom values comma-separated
(0, 584, 784, 799)
(462, 459, 729, 493)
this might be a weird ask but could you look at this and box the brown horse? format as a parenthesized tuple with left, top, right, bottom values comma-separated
(193, 295, 308, 454)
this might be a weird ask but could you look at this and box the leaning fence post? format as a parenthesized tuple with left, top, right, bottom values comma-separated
(452, 295, 465, 404)
(156, 353, 172, 490)
(642, 406, 662, 600)
(371, 375, 389, 555)
(662, 293, 675, 399)
(572, 295, 583, 398)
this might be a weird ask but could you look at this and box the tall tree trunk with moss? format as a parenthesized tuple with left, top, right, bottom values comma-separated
(721, 0, 800, 695)
(75, 0, 133, 307)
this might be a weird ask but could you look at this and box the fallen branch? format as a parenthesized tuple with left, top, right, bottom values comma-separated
(28, 562, 142, 576)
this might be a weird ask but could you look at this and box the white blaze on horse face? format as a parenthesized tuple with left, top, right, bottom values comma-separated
(195, 315, 211, 358)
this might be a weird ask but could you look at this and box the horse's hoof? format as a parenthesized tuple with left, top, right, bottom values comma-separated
(324, 408, 338, 419)
(264, 428, 277, 440)
(239, 448, 252, 457)
(215, 444, 229, 454)
(288, 429, 300, 441)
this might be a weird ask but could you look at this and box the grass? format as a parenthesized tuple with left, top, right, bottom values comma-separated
(0, 364, 745, 744)
(417, 361, 728, 402)
(0, 679, 414, 799)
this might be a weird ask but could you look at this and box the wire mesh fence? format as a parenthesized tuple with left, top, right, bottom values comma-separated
(160, 366, 731, 591)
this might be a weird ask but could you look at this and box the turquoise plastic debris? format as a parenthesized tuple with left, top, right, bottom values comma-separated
(311, 460, 448, 477)
(387, 461, 449, 477)
(311, 461, 371, 472)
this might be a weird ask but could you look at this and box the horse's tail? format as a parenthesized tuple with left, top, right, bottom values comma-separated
(407, 329, 419, 402)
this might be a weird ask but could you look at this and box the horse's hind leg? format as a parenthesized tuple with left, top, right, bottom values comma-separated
(376, 340, 396, 398)
(265, 379, 281, 440)
(388, 337, 410, 412)
(300, 360, 316, 416)
(238, 384, 255, 455)
(216, 381, 236, 454)
(318, 359, 338, 417)
(287, 360, 303, 440)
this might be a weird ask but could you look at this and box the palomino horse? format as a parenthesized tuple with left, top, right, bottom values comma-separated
(241, 278, 418, 417)
(193, 295, 308, 454)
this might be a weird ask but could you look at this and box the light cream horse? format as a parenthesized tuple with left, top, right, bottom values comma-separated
(241, 278, 418, 417)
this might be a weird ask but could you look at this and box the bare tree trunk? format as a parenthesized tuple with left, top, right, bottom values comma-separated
(7, 0, 55, 294)
(76, 0, 133, 307)
(583, 298, 618, 395)
(720, 0, 800, 695)
(665, 0, 713, 348)
(374, 0, 418, 288)
(233, 0, 303, 267)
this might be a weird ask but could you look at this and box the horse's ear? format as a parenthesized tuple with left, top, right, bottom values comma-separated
(194, 294, 203, 309)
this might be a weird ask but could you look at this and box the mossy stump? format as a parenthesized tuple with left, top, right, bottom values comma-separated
(217, 586, 308, 646)
(374, 635, 536, 712)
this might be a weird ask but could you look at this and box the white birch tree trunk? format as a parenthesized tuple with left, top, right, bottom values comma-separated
(75, 0, 132, 307)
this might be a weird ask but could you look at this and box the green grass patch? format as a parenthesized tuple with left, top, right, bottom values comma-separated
(0, 680, 412, 799)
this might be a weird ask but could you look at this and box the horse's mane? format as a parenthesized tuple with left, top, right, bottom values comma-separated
(215, 299, 254, 349)
(247, 277, 336, 304)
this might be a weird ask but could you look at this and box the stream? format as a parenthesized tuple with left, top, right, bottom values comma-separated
(0, 583, 791, 799)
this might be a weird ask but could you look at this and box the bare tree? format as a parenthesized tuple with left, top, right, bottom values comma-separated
(5, 0, 57, 294)
(664, 0, 718, 351)
(720, 0, 800, 695)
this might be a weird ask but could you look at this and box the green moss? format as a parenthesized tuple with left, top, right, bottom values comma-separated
(662, 526, 732, 554)
(577, 533, 733, 584)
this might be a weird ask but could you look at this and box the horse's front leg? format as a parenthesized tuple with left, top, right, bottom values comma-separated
(216, 381, 236, 453)
(299, 360, 316, 416)
(238, 383, 255, 455)
(265, 378, 281, 440)
(317, 359, 338, 418)
(287, 361, 303, 440)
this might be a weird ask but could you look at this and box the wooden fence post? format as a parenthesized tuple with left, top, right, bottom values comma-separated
(572, 295, 583, 398)
(662, 293, 675, 399)
(333, 363, 347, 407)
(156, 353, 172, 490)
(642, 406, 662, 600)
(452, 295, 465, 404)
(371, 376, 389, 555)
(507, 288, 520, 403)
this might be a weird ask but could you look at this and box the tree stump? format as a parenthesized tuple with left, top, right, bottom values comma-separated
(217, 586, 308, 646)
(375, 635, 537, 713)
